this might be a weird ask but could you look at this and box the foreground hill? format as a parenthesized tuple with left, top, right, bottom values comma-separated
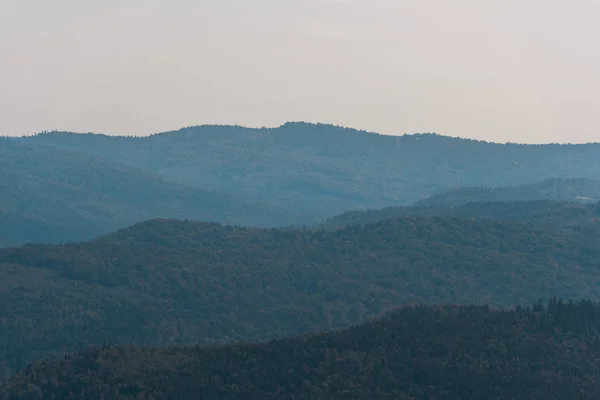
(21, 122, 600, 217)
(415, 177, 600, 208)
(3, 300, 600, 399)
(323, 199, 600, 230)
(2, 217, 600, 378)
(0, 139, 309, 247)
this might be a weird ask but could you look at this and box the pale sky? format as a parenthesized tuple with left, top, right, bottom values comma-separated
(1, 0, 600, 143)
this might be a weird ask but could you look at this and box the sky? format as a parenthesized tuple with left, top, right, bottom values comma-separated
(1, 0, 600, 143)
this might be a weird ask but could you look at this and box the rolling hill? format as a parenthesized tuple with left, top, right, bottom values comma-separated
(0, 139, 310, 247)
(321, 177, 600, 230)
(20, 122, 600, 218)
(2, 300, 599, 399)
(2, 216, 600, 379)
(414, 177, 600, 208)
(322, 199, 600, 230)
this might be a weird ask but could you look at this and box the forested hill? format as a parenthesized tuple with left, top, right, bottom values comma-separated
(20, 123, 600, 217)
(415, 177, 600, 208)
(0, 139, 309, 247)
(322, 199, 600, 230)
(3, 300, 600, 399)
(3, 216, 600, 379)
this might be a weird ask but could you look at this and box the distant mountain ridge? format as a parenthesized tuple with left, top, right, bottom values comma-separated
(322, 200, 600, 230)
(0, 139, 309, 247)
(415, 177, 600, 207)
(323, 178, 600, 229)
(20, 122, 600, 218)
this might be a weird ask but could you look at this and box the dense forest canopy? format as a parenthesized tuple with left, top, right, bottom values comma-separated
(2, 214, 600, 380)
(2, 300, 600, 399)
(4, 124, 600, 397)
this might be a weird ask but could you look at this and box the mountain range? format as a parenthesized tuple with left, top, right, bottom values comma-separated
(3, 123, 600, 397)
(0, 138, 308, 247)
(19, 122, 600, 216)
(4, 123, 600, 247)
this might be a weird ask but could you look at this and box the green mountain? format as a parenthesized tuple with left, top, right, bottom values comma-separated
(322, 200, 600, 230)
(415, 177, 600, 208)
(2, 300, 600, 399)
(21, 123, 600, 218)
(2, 216, 600, 379)
(0, 139, 309, 247)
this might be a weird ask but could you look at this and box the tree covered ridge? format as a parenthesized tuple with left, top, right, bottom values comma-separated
(414, 177, 600, 207)
(3, 215, 600, 380)
(3, 299, 600, 399)
(0, 140, 311, 247)
(322, 199, 600, 230)
(21, 123, 600, 216)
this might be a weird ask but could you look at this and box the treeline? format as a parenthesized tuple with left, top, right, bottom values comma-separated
(2, 216, 600, 379)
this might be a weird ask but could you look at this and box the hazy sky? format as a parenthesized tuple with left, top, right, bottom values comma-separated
(1, 0, 600, 143)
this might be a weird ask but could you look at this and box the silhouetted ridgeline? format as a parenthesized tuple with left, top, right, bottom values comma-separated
(2, 300, 600, 399)
(2, 216, 600, 379)
(21, 123, 600, 217)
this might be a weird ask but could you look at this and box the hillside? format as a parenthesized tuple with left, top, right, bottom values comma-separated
(2, 216, 600, 379)
(0, 139, 309, 247)
(3, 300, 600, 399)
(415, 177, 600, 208)
(21, 122, 600, 217)
(0, 210, 99, 249)
(322, 200, 600, 230)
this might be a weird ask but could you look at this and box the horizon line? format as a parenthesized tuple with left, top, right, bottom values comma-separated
(5, 121, 599, 146)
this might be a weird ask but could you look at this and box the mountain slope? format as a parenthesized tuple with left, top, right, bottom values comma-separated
(3, 301, 600, 399)
(0, 139, 310, 247)
(22, 123, 600, 217)
(322, 199, 600, 230)
(0, 210, 98, 248)
(415, 177, 600, 208)
(2, 216, 600, 378)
